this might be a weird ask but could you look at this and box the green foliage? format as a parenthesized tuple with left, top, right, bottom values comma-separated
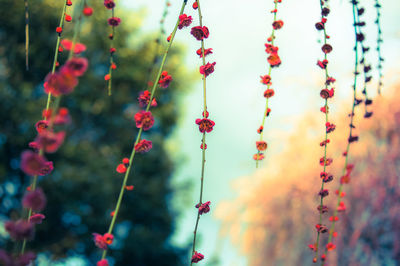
(0, 0, 191, 264)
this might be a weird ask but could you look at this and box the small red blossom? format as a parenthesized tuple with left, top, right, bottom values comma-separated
(320, 88, 334, 99)
(104, 0, 115, 9)
(97, 259, 109, 266)
(196, 201, 211, 215)
(257, 126, 263, 134)
(317, 59, 328, 69)
(318, 205, 329, 213)
(264, 89, 275, 98)
(268, 53, 281, 67)
(195, 118, 215, 133)
(44, 67, 78, 96)
(256, 141, 267, 151)
(65, 14, 72, 22)
(5, 220, 34, 241)
(22, 188, 47, 211)
(329, 216, 339, 222)
(66, 0, 72, 6)
(192, 1, 198, 9)
(63, 57, 89, 77)
(122, 158, 130, 164)
(83, 6, 93, 16)
(20, 151, 51, 176)
(266, 108, 271, 117)
(199, 62, 216, 77)
(158, 71, 172, 88)
(322, 44, 333, 54)
(35, 120, 49, 133)
(134, 139, 153, 153)
(326, 122, 336, 133)
(178, 14, 193, 29)
(108, 17, 121, 27)
(56, 27, 63, 33)
(200, 143, 207, 150)
(35, 130, 66, 153)
(326, 243, 336, 251)
(320, 106, 328, 113)
(125, 185, 134, 191)
(337, 201, 346, 212)
(30, 213, 45, 224)
(104, 74, 110, 81)
(260, 75, 272, 85)
(272, 20, 284, 30)
(191, 26, 209, 41)
(93, 233, 114, 250)
(134, 111, 155, 131)
(61, 39, 87, 54)
(253, 153, 264, 161)
(265, 43, 278, 54)
(116, 164, 127, 174)
(167, 35, 171, 42)
(196, 48, 213, 58)
(138, 90, 157, 108)
(191, 251, 204, 263)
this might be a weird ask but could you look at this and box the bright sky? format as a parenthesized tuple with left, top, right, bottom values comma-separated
(122, 0, 400, 265)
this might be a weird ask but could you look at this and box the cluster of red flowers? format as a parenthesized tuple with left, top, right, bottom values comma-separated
(254, 0, 284, 166)
(103, 0, 121, 95)
(310, 1, 338, 264)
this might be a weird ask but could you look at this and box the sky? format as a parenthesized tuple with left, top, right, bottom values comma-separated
(121, 0, 400, 265)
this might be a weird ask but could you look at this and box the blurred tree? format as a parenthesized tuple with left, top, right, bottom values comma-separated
(0, 0, 192, 264)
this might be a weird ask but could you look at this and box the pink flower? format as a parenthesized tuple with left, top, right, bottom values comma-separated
(116, 164, 127, 174)
(196, 48, 213, 58)
(268, 53, 281, 67)
(20, 151, 49, 176)
(0, 250, 36, 266)
(178, 14, 193, 29)
(97, 259, 109, 266)
(195, 118, 215, 133)
(134, 111, 155, 131)
(253, 153, 264, 161)
(22, 188, 47, 211)
(138, 90, 157, 108)
(93, 233, 114, 250)
(43, 68, 78, 96)
(256, 141, 267, 151)
(54, 107, 71, 125)
(5, 220, 34, 241)
(199, 62, 216, 77)
(158, 71, 172, 88)
(134, 139, 153, 153)
(30, 213, 45, 224)
(108, 17, 121, 27)
(191, 26, 209, 41)
(39, 161, 54, 176)
(35, 120, 49, 134)
(60, 39, 86, 54)
(104, 0, 115, 9)
(196, 201, 211, 215)
(63, 57, 89, 77)
(191, 251, 204, 263)
(35, 131, 66, 153)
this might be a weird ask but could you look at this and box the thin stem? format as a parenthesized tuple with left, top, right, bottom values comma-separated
(25, 0, 29, 71)
(375, 0, 383, 95)
(100, 1, 188, 260)
(107, 7, 116, 96)
(255, 0, 279, 168)
(322, 1, 360, 259)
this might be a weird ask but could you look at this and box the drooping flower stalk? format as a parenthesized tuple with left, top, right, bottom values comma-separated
(254, 0, 284, 168)
(374, 0, 384, 95)
(104, 0, 121, 96)
(18, 0, 87, 255)
(353, 2, 373, 118)
(310, 0, 337, 263)
(24, 0, 29, 71)
(97, 1, 188, 264)
(188, 0, 217, 264)
(319, 1, 364, 263)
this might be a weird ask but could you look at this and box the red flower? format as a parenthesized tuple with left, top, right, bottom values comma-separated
(116, 164, 127, 174)
(65, 14, 72, 22)
(192, 1, 198, 9)
(191, 26, 209, 41)
(134, 111, 155, 131)
(253, 153, 264, 161)
(326, 122, 336, 133)
(178, 14, 193, 29)
(134, 139, 153, 153)
(30, 213, 45, 224)
(264, 89, 275, 98)
(56, 27, 63, 33)
(196, 48, 213, 58)
(326, 242, 336, 251)
(317, 59, 328, 69)
(61, 39, 87, 54)
(108, 17, 121, 27)
(272, 20, 284, 30)
(22, 188, 47, 211)
(337, 201, 346, 212)
(265, 43, 278, 54)
(256, 141, 267, 151)
(35, 120, 49, 134)
(5, 220, 34, 241)
(93, 233, 114, 250)
(191, 251, 204, 263)
(268, 53, 281, 67)
(199, 62, 216, 77)
(196, 201, 211, 215)
(158, 71, 173, 88)
(63, 57, 89, 77)
(20, 151, 51, 176)
(104, 0, 115, 9)
(83, 6, 93, 16)
(122, 158, 130, 164)
(35, 131, 66, 153)
(138, 90, 157, 108)
(43, 68, 78, 96)
(195, 118, 215, 133)
(97, 259, 109, 266)
(260, 74, 272, 85)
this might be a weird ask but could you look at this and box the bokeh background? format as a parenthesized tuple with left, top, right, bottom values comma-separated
(1, 0, 400, 265)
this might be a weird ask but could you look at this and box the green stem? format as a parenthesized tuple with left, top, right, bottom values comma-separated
(255, 0, 279, 168)
(25, 0, 29, 71)
(107, 8, 116, 96)
(100, 1, 188, 260)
